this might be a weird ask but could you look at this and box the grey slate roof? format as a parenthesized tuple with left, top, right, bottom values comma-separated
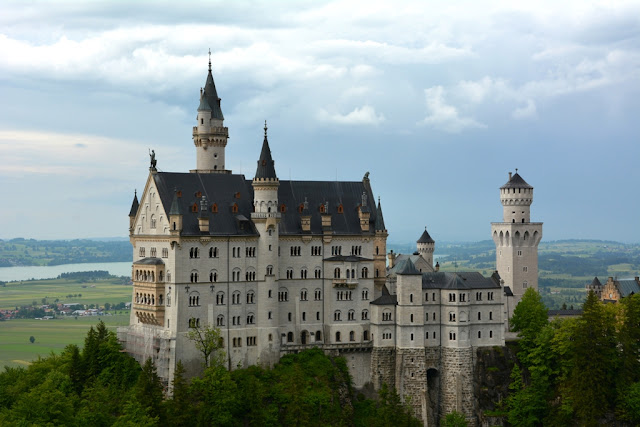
(500, 172, 533, 189)
(417, 228, 435, 244)
(397, 258, 422, 275)
(617, 279, 640, 297)
(133, 257, 165, 265)
(388, 255, 424, 275)
(129, 191, 139, 217)
(199, 67, 224, 120)
(504, 286, 513, 297)
(151, 172, 382, 237)
(371, 285, 397, 305)
(254, 125, 277, 180)
(169, 190, 181, 215)
(421, 271, 501, 290)
(589, 277, 602, 287)
(324, 255, 372, 262)
(375, 199, 386, 231)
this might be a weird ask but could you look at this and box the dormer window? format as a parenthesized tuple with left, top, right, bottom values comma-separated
(235, 192, 241, 199)
(280, 204, 286, 213)
(232, 203, 238, 213)
(337, 204, 344, 214)
(195, 191, 202, 198)
(176, 191, 182, 198)
(211, 203, 218, 213)
(319, 204, 325, 213)
(298, 204, 304, 213)
(191, 203, 198, 213)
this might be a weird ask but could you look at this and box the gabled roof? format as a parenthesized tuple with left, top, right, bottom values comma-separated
(417, 228, 434, 244)
(589, 277, 602, 287)
(129, 191, 139, 217)
(254, 123, 277, 180)
(200, 63, 224, 120)
(500, 172, 533, 189)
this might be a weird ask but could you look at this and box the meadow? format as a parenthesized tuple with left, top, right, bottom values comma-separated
(0, 276, 132, 310)
(0, 314, 130, 369)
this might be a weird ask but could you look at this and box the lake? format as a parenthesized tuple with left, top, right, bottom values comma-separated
(0, 262, 132, 282)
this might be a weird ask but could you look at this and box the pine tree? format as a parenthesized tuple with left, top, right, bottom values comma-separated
(134, 358, 165, 424)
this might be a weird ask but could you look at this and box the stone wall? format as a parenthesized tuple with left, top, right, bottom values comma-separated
(371, 347, 396, 390)
(396, 348, 427, 422)
(441, 347, 475, 426)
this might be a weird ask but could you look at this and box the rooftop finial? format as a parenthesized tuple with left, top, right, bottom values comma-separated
(515, 168, 518, 174)
(264, 120, 268, 138)
(208, 48, 212, 72)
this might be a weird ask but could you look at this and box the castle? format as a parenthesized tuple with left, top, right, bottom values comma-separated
(118, 60, 542, 425)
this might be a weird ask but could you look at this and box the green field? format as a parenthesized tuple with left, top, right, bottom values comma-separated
(0, 276, 132, 310)
(0, 314, 130, 369)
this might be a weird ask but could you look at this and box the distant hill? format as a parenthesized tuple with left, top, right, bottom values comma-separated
(0, 238, 131, 267)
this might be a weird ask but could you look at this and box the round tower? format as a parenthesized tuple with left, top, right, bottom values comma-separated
(192, 53, 229, 173)
(417, 227, 435, 268)
(491, 170, 543, 319)
(251, 121, 281, 366)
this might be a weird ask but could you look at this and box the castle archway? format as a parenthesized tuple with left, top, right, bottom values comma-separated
(426, 368, 440, 427)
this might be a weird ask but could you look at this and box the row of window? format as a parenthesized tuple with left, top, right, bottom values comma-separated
(333, 267, 368, 279)
(134, 269, 164, 282)
(139, 247, 170, 258)
(447, 291, 495, 303)
(333, 309, 369, 321)
(135, 292, 163, 305)
(379, 330, 495, 341)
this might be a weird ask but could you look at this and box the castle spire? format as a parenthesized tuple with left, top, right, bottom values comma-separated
(200, 52, 223, 120)
(254, 120, 278, 180)
(129, 190, 139, 217)
(375, 197, 386, 231)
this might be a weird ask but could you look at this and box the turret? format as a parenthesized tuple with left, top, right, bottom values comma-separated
(395, 258, 424, 348)
(191, 52, 229, 173)
(128, 190, 139, 234)
(417, 227, 435, 268)
(169, 189, 183, 235)
(374, 197, 388, 296)
(500, 169, 533, 224)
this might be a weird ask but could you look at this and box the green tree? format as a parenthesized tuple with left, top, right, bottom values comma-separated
(569, 291, 618, 425)
(186, 324, 224, 368)
(104, 302, 111, 311)
(134, 358, 165, 424)
(510, 288, 548, 364)
(441, 410, 468, 426)
(191, 364, 240, 426)
(29, 335, 35, 344)
(164, 361, 194, 426)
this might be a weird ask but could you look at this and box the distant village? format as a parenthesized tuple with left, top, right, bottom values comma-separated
(0, 301, 131, 321)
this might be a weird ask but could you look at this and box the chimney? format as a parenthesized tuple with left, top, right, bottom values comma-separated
(508, 171, 512, 180)
(387, 250, 396, 268)
(435, 262, 440, 272)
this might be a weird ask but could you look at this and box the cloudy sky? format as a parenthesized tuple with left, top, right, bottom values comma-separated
(1, 0, 639, 244)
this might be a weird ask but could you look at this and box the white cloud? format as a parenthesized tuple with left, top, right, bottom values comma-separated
(317, 105, 385, 125)
(512, 99, 537, 120)
(418, 86, 486, 133)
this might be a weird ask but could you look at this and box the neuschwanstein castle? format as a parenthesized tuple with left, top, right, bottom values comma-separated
(119, 59, 542, 425)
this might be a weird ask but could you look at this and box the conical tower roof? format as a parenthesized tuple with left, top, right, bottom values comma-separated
(169, 189, 181, 215)
(199, 55, 224, 120)
(128, 191, 139, 217)
(375, 198, 386, 231)
(417, 227, 435, 244)
(254, 121, 277, 180)
(500, 170, 533, 189)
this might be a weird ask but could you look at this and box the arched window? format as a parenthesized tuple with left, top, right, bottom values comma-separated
(247, 291, 255, 304)
(335, 331, 341, 342)
(287, 332, 294, 343)
(349, 331, 355, 341)
(361, 267, 368, 278)
(216, 292, 225, 305)
(334, 310, 342, 321)
(216, 315, 225, 326)
(361, 309, 369, 320)
(209, 270, 218, 283)
(232, 291, 241, 305)
(348, 309, 355, 321)
(334, 268, 341, 279)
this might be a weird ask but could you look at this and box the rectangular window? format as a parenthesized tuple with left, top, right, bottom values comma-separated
(162, 248, 168, 258)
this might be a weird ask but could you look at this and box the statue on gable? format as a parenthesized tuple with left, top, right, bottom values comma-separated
(149, 149, 157, 169)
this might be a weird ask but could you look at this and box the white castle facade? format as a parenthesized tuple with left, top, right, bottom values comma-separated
(118, 61, 542, 425)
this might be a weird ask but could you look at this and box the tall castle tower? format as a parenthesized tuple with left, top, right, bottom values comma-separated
(491, 170, 543, 316)
(417, 227, 435, 268)
(251, 122, 281, 364)
(192, 53, 229, 173)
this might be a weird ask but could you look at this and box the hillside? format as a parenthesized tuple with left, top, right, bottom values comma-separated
(0, 238, 131, 267)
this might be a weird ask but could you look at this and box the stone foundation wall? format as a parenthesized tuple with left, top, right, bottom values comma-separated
(441, 347, 475, 426)
(371, 347, 396, 390)
(396, 348, 427, 422)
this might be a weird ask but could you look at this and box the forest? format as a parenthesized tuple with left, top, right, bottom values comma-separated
(0, 322, 424, 426)
(505, 289, 640, 426)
